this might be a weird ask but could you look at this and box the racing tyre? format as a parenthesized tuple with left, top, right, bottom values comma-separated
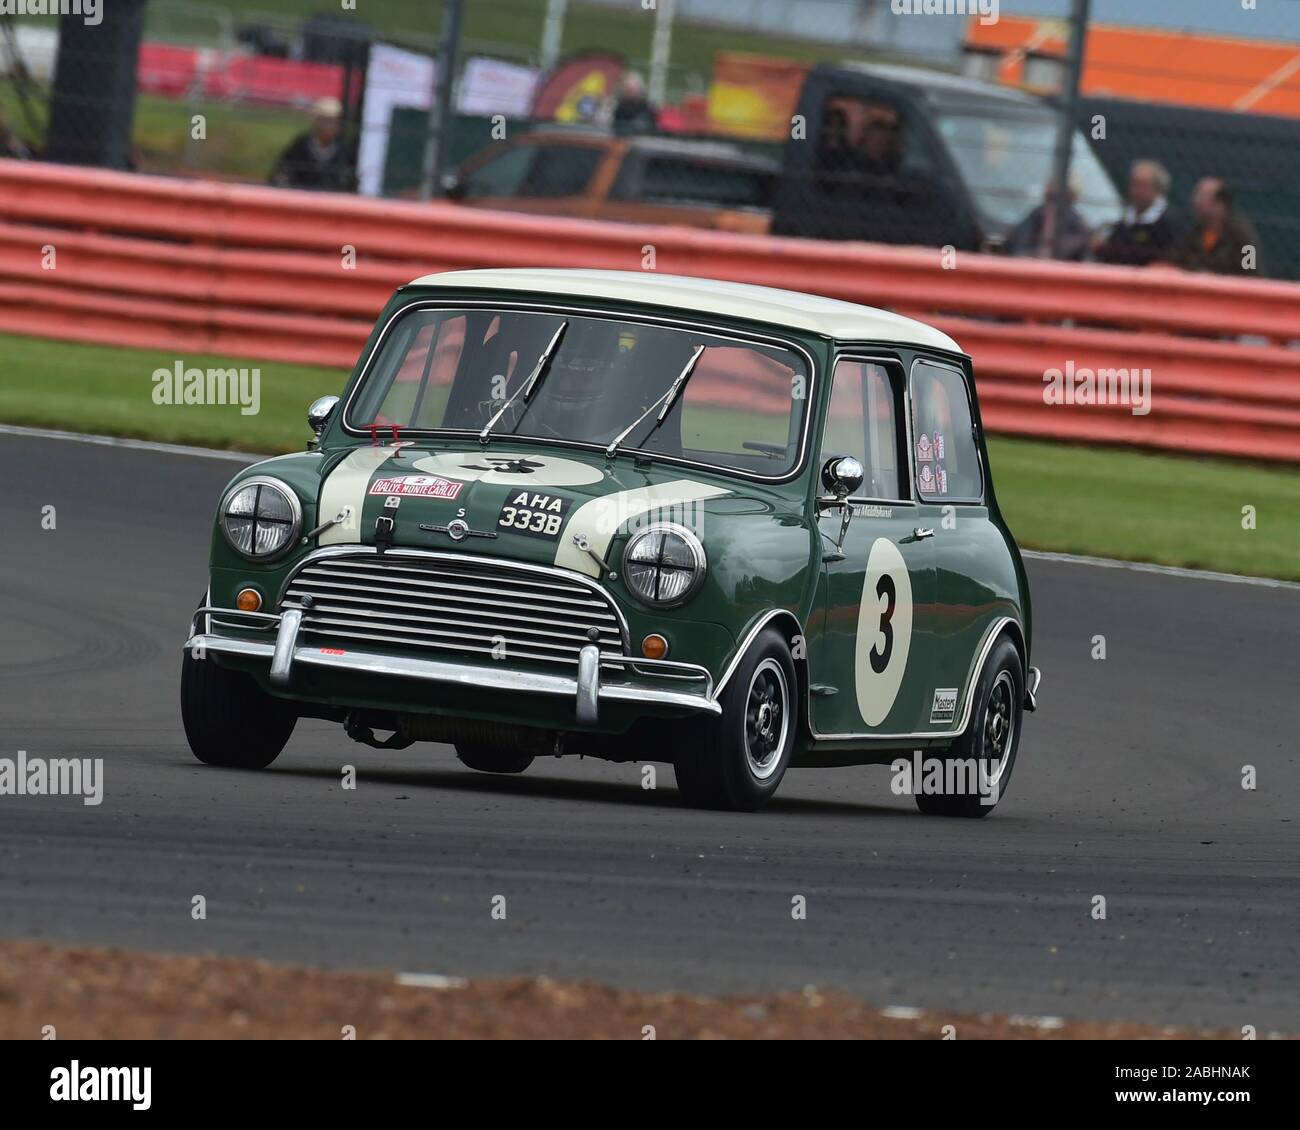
(674, 628, 796, 812)
(455, 744, 534, 774)
(181, 640, 296, 769)
(915, 636, 1023, 818)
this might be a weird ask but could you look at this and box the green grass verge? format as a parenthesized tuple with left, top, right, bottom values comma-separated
(0, 332, 1295, 580)
(0, 87, 311, 183)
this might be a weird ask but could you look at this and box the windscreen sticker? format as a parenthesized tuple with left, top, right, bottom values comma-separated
(368, 474, 463, 499)
(918, 463, 936, 495)
(497, 491, 573, 540)
(916, 433, 933, 462)
(933, 432, 946, 460)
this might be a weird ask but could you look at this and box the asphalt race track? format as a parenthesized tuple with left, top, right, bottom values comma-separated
(1, 430, 1296, 1031)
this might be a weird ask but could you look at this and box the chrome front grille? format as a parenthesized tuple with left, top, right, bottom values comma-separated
(282, 552, 626, 670)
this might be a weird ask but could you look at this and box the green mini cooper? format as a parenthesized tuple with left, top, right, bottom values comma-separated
(183, 269, 1039, 813)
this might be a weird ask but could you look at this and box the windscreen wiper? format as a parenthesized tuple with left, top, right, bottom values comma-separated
(604, 344, 705, 460)
(479, 321, 568, 445)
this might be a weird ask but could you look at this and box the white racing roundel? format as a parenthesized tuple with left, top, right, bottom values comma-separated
(854, 537, 913, 727)
(411, 451, 604, 487)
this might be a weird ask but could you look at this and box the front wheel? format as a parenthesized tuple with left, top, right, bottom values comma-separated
(674, 628, 797, 812)
(181, 642, 296, 769)
(915, 636, 1024, 818)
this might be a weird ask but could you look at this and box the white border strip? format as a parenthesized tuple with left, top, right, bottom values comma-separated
(3, 423, 1296, 591)
(0, 423, 261, 463)
(1022, 549, 1300, 592)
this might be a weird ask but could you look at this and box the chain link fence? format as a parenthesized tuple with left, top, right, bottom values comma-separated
(2, 1, 1299, 278)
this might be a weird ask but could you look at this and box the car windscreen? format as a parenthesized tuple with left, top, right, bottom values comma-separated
(347, 306, 810, 477)
(934, 106, 1120, 233)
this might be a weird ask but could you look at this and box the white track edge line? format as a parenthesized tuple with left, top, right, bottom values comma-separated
(1021, 549, 1300, 591)
(3, 423, 1294, 591)
(0, 422, 262, 462)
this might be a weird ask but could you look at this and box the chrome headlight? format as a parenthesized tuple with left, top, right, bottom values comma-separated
(622, 524, 706, 607)
(219, 477, 301, 561)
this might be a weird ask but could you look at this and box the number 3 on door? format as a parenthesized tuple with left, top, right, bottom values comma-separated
(854, 537, 913, 726)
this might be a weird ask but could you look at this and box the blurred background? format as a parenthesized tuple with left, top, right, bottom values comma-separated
(3, 0, 1298, 276)
(3, 0, 1300, 581)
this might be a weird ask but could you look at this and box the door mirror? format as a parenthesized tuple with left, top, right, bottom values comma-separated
(307, 395, 339, 448)
(822, 455, 864, 500)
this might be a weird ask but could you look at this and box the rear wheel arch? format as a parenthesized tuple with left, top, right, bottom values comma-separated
(998, 617, 1028, 677)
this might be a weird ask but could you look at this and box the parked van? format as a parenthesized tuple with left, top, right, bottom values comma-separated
(771, 62, 1120, 251)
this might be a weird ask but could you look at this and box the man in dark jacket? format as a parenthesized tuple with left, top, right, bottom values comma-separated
(610, 72, 657, 135)
(270, 97, 346, 190)
(1175, 178, 1262, 275)
(1094, 159, 1176, 266)
(1006, 178, 1092, 260)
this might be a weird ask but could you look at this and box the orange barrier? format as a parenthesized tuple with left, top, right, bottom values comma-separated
(2, 159, 1300, 461)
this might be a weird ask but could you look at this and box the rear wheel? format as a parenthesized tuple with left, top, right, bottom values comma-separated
(674, 628, 796, 812)
(455, 744, 534, 774)
(181, 641, 296, 769)
(915, 636, 1023, 818)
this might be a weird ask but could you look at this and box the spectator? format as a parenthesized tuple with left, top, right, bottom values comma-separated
(0, 109, 31, 160)
(1175, 177, 1261, 276)
(857, 103, 903, 182)
(610, 72, 656, 135)
(270, 97, 346, 190)
(1093, 159, 1175, 266)
(1005, 178, 1091, 261)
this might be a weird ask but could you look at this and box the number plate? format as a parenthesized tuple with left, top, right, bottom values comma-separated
(496, 491, 573, 540)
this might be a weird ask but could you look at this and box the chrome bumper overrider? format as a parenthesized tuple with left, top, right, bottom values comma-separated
(186, 606, 721, 721)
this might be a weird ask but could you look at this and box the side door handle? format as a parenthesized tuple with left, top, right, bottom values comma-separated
(912, 527, 935, 540)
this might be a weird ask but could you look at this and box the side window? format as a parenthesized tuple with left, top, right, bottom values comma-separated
(620, 156, 772, 208)
(814, 95, 940, 195)
(518, 144, 603, 198)
(462, 145, 535, 198)
(822, 359, 904, 500)
(911, 360, 982, 501)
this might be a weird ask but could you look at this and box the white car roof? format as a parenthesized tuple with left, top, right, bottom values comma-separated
(407, 268, 963, 353)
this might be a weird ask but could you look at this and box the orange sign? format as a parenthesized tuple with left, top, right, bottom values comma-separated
(968, 16, 1300, 118)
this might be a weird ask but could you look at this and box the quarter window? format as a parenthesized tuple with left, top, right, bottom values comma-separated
(911, 360, 982, 501)
(822, 359, 904, 500)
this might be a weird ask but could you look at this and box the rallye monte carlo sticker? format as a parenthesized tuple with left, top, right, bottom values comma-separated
(497, 491, 574, 540)
(368, 474, 463, 499)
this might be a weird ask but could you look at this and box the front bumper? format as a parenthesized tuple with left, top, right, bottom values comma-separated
(186, 605, 721, 724)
